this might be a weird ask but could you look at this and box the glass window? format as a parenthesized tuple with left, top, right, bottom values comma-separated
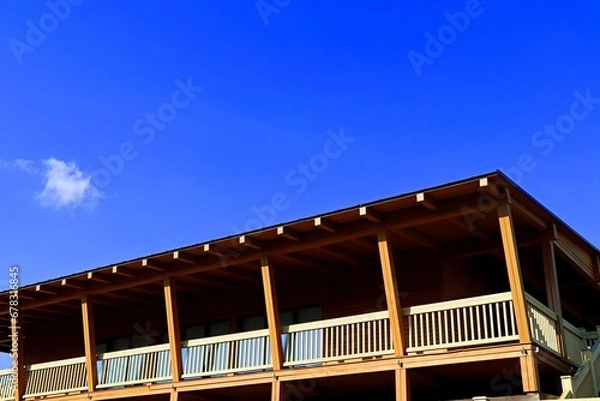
(239, 314, 267, 331)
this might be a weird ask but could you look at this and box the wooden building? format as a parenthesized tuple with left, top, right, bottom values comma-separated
(0, 171, 599, 400)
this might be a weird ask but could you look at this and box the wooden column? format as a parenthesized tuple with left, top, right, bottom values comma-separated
(520, 353, 540, 393)
(164, 277, 183, 382)
(498, 202, 532, 344)
(541, 237, 566, 356)
(377, 230, 406, 356)
(395, 368, 409, 401)
(81, 295, 97, 392)
(261, 256, 284, 370)
(170, 390, 179, 401)
(11, 318, 25, 400)
(271, 378, 283, 401)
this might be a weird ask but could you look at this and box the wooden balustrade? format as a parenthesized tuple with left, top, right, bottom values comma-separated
(24, 356, 87, 398)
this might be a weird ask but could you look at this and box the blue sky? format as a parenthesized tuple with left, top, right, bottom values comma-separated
(0, 0, 599, 287)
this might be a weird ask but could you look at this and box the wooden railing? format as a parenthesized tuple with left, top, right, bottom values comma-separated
(182, 329, 272, 378)
(564, 321, 588, 366)
(97, 343, 172, 388)
(24, 356, 87, 398)
(403, 292, 518, 352)
(526, 294, 561, 355)
(282, 311, 392, 366)
(0, 369, 14, 401)
(560, 341, 600, 399)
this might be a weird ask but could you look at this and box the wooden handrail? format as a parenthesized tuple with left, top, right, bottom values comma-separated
(183, 328, 270, 348)
(283, 311, 389, 333)
(402, 292, 512, 315)
(97, 342, 171, 360)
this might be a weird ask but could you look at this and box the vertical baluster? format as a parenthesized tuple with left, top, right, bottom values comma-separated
(425, 313, 430, 346)
(495, 302, 501, 337)
(476, 305, 481, 341)
(483, 303, 489, 339)
(509, 301, 516, 336)
(419, 314, 424, 348)
(502, 301, 509, 339)
(378, 319, 383, 352)
(443, 310, 449, 346)
(469, 306, 475, 342)
(457, 309, 463, 343)
(438, 311, 443, 346)
(431, 312, 437, 346)
(450, 309, 456, 343)
(489, 303, 495, 338)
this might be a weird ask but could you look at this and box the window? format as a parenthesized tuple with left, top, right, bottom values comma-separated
(239, 305, 323, 331)
(183, 320, 230, 340)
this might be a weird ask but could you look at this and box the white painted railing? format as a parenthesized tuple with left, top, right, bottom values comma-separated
(403, 292, 518, 352)
(182, 329, 272, 378)
(526, 294, 561, 355)
(24, 356, 87, 398)
(0, 368, 14, 400)
(560, 341, 600, 399)
(97, 343, 171, 388)
(282, 311, 392, 367)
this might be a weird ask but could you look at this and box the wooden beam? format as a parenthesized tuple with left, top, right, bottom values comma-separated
(142, 259, 165, 271)
(112, 265, 135, 278)
(511, 198, 547, 231)
(395, 368, 409, 401)
(276, 226, 301, 241)
(271, 379, 282, 401)
(35, 285, 58, 295)
(261, 256, 284, 370)
(416, 192, 439, 210)
(12, 317, 25, 400)
(394, 228, 438, 251)
(173, 251, 199, 264)
(164, 277, 183, 382)
(498, 202, 532, 343)
(314, 217, 337, 232)
(87, 272, 111, 284)
(278, 254, 326, 272)
(170, 390, 179, 401)
(81, 295, 98, 391)
(61, 278, 85, 290)
(377, 230, 406, 356)
(317, 245, 362, 266)
(448, 217, 490, 241)
(359, 206, 381, 223)
(542, 238, 566, 357)
(519, 353, 540, 393)
(239, 235, 262, 250)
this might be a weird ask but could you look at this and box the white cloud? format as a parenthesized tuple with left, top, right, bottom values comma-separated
(37, 158, 104, 210)
(0, 158, 38, 173)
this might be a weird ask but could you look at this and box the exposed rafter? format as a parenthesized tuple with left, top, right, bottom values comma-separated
(359, 206, 381, 223)
(314, 217, 337, 232)
(276, 226, 301, 241)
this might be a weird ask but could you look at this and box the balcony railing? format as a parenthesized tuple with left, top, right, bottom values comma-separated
(403, 292, 518, 352)
(282, 310, 392, 366)
(1, 292, 597, 399)
(24, 356, 87, 398)
(0, 369, 13, 401)
(182, 328, 272, 378)
(97, 343, 172, 388)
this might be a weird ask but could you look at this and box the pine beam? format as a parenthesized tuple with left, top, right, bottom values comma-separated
(261, 256, 284, 370)
(542, 238, 566, 357)
(520, 353, 540, 393)
(81, 295, 98, 392)
(395, 368, 409, 401)
(498, 202, 532, 344)
(164, 277, 183, 382)
(377, 230, 406, 356)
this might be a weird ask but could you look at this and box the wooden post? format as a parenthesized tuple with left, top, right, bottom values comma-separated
(582, 349, 598, 392)
(395, 368, 409, 401)
(170, 390, 179, 401)
(81, 295, 97, 392)
(271, 378, 283, 401)
(164, 277, 183, 382)
(377, 230, 406, 356)
(11, 318, 25, 400)
(520, 353, 540, 393)
(541, 238, 566, 356)
(261, 256, 284, 370)
(498, 202, 532, 344)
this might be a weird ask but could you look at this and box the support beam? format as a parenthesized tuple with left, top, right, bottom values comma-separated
(542, 238, 566, 357)
(240, 235, 262, 250)
(173, 250, 199, 264)
(170, 390, 179, 401)
(87, 272, 111, 284)
(111, 265, 135, 278)
(164, 277, 183, 382)
(359, 206, 381, 223)
(520, 353, 540, 393)
(377, 230, 406, 356)
(142, 259, 165, 271)
(394, 228, 438, 251)
(395, 368, 409, 401)
(277, 226, 301, 241)
(498, 202, 532, 343)
(12, 318, 24, 400)
(314, 217, 337, 232)
(416, 192, 439, 210)
(271, 379, 283, 401)
(81, 295, 98, 392)
(261, 256, 284, 370)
